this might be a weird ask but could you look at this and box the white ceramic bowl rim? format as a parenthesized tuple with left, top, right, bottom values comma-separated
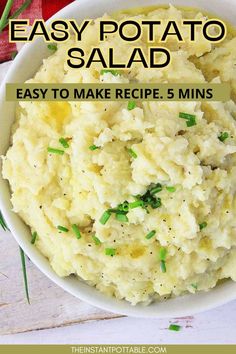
(0, 0, 236, 318)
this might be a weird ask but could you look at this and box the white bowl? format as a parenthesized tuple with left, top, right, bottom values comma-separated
(0, 0, 236, 318)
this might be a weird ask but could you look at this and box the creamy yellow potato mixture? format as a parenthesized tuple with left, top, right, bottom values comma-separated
(2, 5, 236, 305)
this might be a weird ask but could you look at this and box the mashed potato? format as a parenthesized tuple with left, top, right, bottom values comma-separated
(2, 5, 236, 305)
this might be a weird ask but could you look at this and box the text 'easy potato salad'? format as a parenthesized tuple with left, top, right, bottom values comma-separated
(2, 5, 236, 305)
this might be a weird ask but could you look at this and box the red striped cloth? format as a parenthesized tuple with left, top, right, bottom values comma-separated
(0, 0, 74, 62)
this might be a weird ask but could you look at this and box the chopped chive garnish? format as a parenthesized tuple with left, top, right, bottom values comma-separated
(150, 183, 162, 195)
(145, 230, 156, 239)
(129, 200, 144, 209)
(150, 197, 162, 209)
(166, 186, 176, 193)
(100, 69, 120, 76)
(109, 209, 127, 216)
(127, 148, 138, 159)
(179, 112, 196, 120)
(0, 211, 9, 231)
(141, 193, 160, 209)
(118, 201, 129, 212)
(160, 247, 167, 273)
(107, 202, 129, 221)
(47, 147, 64, 155)
(31, 231, 37, 244)
(19, 247, 30, 304)
(160, 247, 167, 261)
(99, 211, 111, 225)
(116, 213, 129, 222)
(179, 112, 196, 127)
(218, 132, 229, 142)
(160, 260, 166, 273)
(127, 101, 136, 110)
(133, 184, 163, 213)
(92, 235, 101, 245)
(89, 144, 99, 151)
(105, 248, 116, 256)
(199, 221, 207, 230)
(169, 324, 181, 331)
(186, 119, 196, 127)
(191, 283, 198, 290)
(107, 208, 120, 214)
(59, 137, 69, 149)
(72, 224, 81, 239)
(47, 43, 57, 52)
(57, 225, 69, 233)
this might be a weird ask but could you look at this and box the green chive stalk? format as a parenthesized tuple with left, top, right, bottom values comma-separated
(19, 248, 30, 304)
(0, 0, 32, 33)
(0, 0, 14, 32)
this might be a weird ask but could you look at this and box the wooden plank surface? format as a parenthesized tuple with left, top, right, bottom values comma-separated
(0, 230, 121, 335)
(1, 295, 236, 344)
